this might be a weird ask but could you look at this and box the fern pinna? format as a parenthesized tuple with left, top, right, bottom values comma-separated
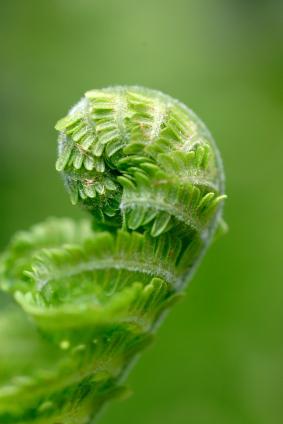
(0, 87, 226, 424)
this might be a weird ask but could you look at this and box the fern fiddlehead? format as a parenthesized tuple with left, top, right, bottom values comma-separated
(0, 87, 226, 423)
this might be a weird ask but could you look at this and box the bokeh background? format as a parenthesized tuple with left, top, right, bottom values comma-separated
(0, 1, 282, 423)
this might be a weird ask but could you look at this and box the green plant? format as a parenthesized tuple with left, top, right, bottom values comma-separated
(0, 86, 226, 424)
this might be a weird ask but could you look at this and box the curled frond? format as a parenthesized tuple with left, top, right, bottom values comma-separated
(0, 86, 226, 423)
(55, 86, 226, 239)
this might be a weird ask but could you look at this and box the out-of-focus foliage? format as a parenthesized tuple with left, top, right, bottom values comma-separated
(0, 1, 282, 424)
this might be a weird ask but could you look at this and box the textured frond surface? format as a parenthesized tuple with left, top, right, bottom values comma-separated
(0, 86, 226, 423)
(0, 219, 180, 423)
(55, 86, 226, 237)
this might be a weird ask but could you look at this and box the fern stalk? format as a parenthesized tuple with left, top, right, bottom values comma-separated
(0, 86, 226, 423)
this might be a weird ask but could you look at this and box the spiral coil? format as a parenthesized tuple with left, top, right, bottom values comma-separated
(0, 87, 226, 424)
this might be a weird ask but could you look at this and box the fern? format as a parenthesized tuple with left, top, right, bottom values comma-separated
(0, 86, 226, 423)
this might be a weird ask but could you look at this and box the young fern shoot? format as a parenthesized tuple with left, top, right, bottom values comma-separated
(0, 86, 226, 424)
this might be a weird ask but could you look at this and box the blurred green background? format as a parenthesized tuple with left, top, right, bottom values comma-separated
(0, 1, 282, 423)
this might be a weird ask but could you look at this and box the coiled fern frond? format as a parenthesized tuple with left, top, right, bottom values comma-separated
(0, 87, 226, 423)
